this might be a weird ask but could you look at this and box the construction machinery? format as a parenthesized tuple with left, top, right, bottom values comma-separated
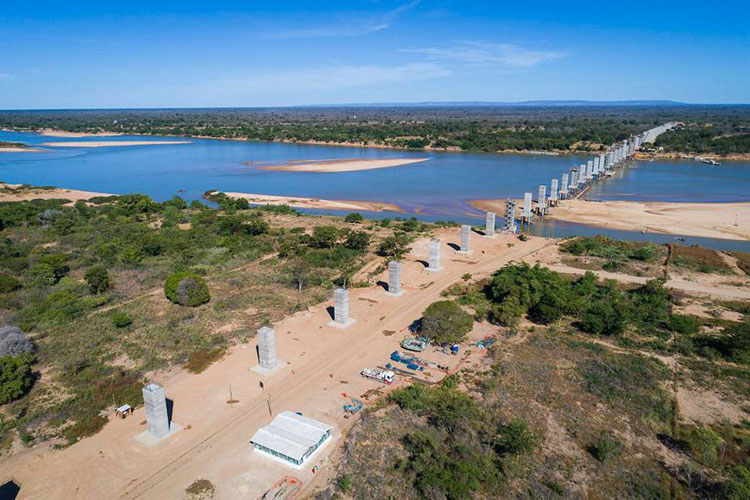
(361, 368, 395, 385)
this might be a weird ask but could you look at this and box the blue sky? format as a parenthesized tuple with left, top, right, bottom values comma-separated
(1, 1, 748, 108)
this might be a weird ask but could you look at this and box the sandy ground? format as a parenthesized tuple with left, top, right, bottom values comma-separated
(0, 231, 554, 499)
(471, 198, 750, 241)
(257, 158, 428, 173)
(0, 183, 112, 202)
(38, 130, 122, 138)
(531, 244, 750, 301)
(223, 192, 403, 213)
(0, 147, 39, 153)
(41, 141, 191, 148)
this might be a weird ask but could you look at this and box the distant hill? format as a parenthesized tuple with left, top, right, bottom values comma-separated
(307, 100, 688, 108)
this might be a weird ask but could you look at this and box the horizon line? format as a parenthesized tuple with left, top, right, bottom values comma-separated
(2, 99, 750, 113)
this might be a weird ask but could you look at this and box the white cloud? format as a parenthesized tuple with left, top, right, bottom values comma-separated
(403, 41, 568, 68)
(185, 62, 450, 96)
(267, 1, 420, 39)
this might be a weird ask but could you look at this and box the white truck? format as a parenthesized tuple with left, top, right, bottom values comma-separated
(361, 368, 395, 385)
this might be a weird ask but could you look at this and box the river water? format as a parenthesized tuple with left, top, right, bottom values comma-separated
(1, 130, 748, 250)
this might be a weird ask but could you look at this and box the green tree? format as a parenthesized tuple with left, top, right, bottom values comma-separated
(0, 353, 34, 404)
(164, 272, 210, 307)
(309, 226, 340, 249)
(421, 301, 474, 344)
(84, 265, 111, 294)
(344, 212, 363, 223)
(377, 233, 410, 258)
(344, 230, 369, 251)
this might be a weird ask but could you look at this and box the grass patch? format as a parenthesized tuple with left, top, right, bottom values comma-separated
(669, 244, 733, 274)
(185, 347, 226, 374)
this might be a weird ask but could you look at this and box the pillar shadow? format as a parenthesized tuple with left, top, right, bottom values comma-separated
(0, 480, 20, 500)
(166, 398, 174, 425)
(326, 306, 335, 321)
(255, 344, 261, 364)
(447, 242, 460, 251)
(416, 259, 429, 268)
(377, 280, 389, 292)
(473, 228, 487, 236)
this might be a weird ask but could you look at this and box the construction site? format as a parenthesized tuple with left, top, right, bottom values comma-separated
(1, 224, 554, 499)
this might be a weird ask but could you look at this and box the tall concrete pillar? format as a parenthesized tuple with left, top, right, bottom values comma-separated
(593, 157, 600, 176)
(143, 383, 170, 439)
(522, 192, 533, 216)
(485, 211, 496, 237)
(503, 199, 516, 232)
(579, 164, 587, 186)
(334, 288, 350, 324)
(570, 169, 579, 192)
(586, 160, 593, 180)
(459, 224, 471, 253)
(257, 326, 279, 370)
(428, 238, 441, 271)
(388, 260, 402, 295)
(561, 173, 569, 198)
(550, 179, 558, 202)
(537, 184, 547, 211)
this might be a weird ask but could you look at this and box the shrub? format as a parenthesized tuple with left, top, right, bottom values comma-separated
(0, 273, 21, 293)
(63, 413, 108, 444)
(589, 435, 623, 462)
(84, 265, 111, 294)
(421, 300, 474, 344)
(164, 272, 210, 307)
(0, 326, 34, 357)
(494, 296, 523, 328)
(494, 419, 539, 455)
(0, 353, 34, 404)
(344, 230, 369, 251)
(111, 312, 133, 328)
(344, 212, 363, 223)
(667, 314, 700, 335)
(337, 473, 353, 492)
(723, 462, 750, 500)
(581, 300, 626, 336)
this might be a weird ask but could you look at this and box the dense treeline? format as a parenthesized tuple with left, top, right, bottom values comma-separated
(2, 105, 749, 153)
(655, 122, 750, 154)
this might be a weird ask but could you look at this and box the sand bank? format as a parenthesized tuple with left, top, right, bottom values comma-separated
(39, 129, 122, 138)
(472, 198, 750, 241)
(41, 140, 191, 148)
(0, 147, 39, 153)
(256, 157, 428, 173)
(223, 192, 403, 213)
(0, 182, 112, 202)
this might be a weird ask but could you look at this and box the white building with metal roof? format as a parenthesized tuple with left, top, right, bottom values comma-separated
(250, 411, 332, 468)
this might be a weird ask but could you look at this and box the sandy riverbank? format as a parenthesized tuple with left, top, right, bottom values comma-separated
(471, 198, 750, 241)
(256, 157, 428, 172)
(41, 140, 191, 148)
(0, 147, 39, 153)
(223, 192, 403, 213)
(39, 129, 122, 138)
(0, 182, 112, 202)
